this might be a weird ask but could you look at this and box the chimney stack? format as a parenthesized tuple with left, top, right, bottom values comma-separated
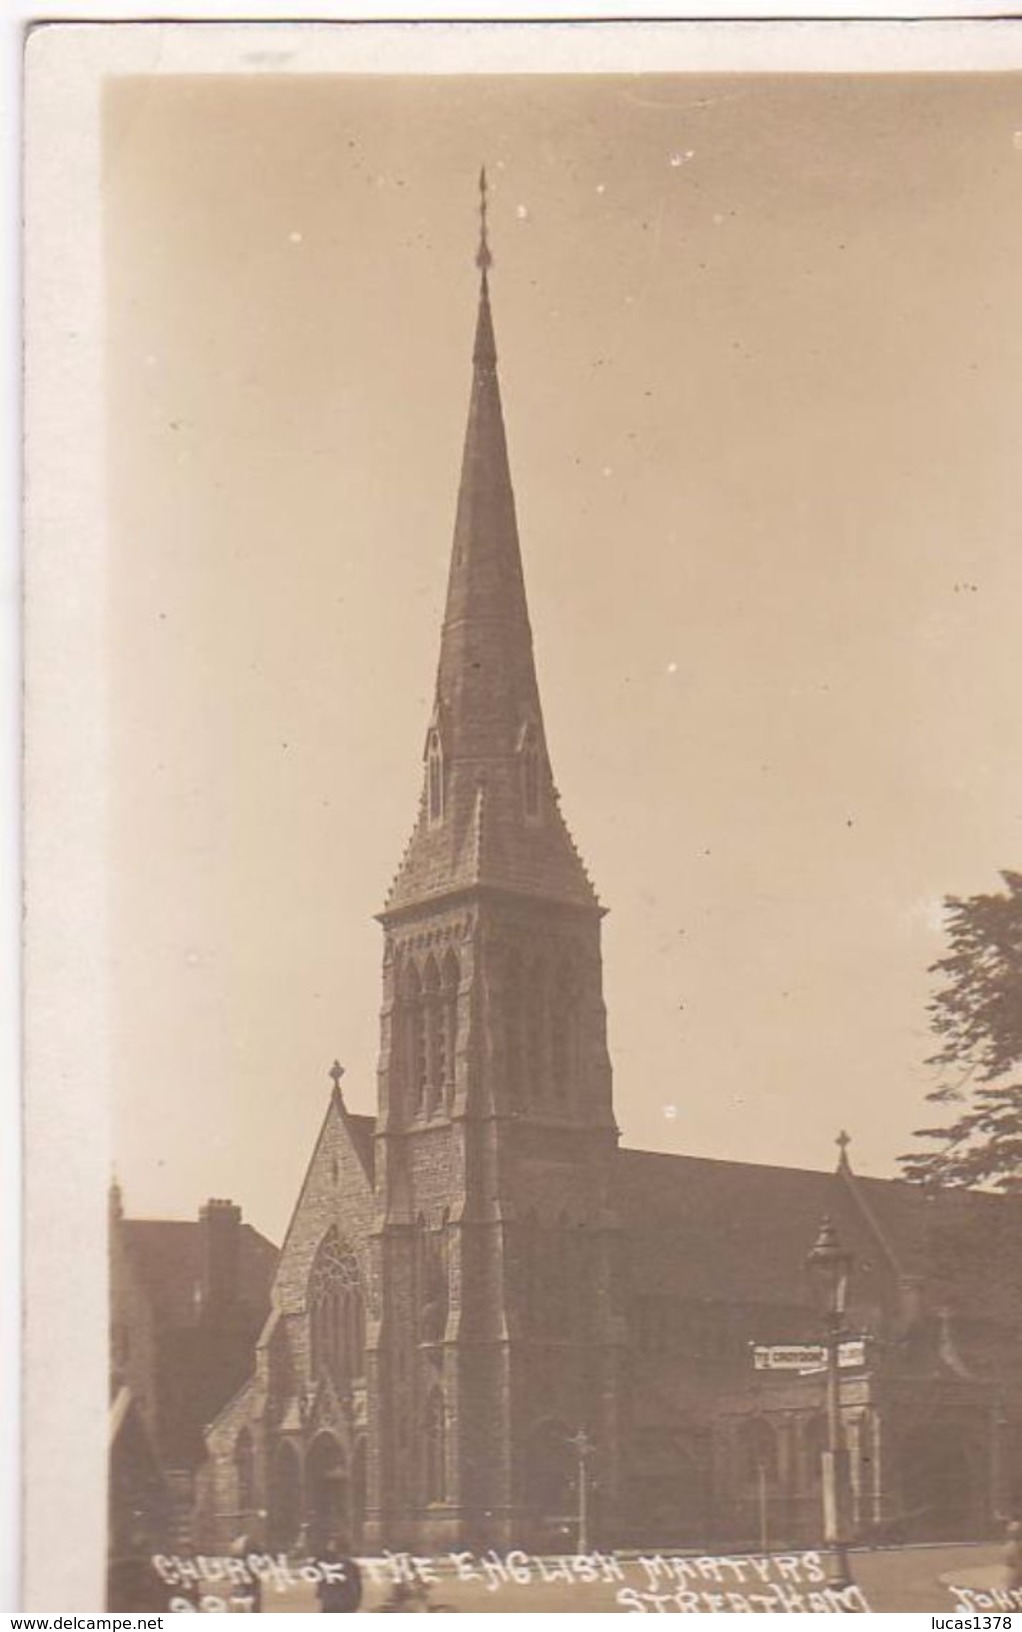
(198, 1198, 242, 1319)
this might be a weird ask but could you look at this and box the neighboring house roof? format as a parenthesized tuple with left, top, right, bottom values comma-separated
(122, 1219, 278, 1329)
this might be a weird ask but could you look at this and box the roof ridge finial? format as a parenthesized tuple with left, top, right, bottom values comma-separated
(476, 165, 493, 277)
(836, 1129, 852, 1172)
(329, 1059, 346, 1105)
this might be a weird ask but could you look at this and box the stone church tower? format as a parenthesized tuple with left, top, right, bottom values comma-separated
(191, 182, 1022, 1573)
(364, 176, 626, 1551)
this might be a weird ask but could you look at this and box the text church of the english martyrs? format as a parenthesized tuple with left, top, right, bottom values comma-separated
(183, 184, 1022, 1556)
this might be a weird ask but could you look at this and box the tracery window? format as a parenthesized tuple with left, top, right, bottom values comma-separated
(308, 1229, 365, 1392)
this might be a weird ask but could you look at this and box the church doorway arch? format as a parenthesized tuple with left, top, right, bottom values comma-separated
(268, 1440, 302, 1552)
(306, 1432, 349, 1556)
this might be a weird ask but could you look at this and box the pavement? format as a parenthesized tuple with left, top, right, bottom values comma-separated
(253, 1542, 1013, 1614)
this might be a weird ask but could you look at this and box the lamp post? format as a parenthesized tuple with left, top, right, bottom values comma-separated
(806, 1217, 854, 1594)
(568, 1429, 595, 1554)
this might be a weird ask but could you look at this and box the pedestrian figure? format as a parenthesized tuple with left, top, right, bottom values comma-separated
(229, 1533, 262, 1612)
(317, 1537, 363, 1613)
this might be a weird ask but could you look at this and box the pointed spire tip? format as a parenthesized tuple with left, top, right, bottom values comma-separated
(476, 164, 493, 274)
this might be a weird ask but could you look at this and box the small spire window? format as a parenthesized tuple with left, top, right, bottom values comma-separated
(519, 724, 542, 822)
(427, 729, 444, 824)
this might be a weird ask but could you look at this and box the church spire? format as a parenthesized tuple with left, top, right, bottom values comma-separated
(384, 178, 598, 916)
(473, 168, 497, 370)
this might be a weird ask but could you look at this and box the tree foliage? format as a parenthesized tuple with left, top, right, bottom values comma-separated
(900, 870, 1022, 1192)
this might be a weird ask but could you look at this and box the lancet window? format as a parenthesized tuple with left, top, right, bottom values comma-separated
(440, 950, 459, 1109)
(501, 949, 581, 1110)
(416, 1217, 449, 1344)
(308, 1228, 365, 1392)
(398, 949, 459, 1119)
(402, 961, 428, 1113)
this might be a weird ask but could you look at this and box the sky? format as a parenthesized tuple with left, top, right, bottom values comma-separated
(104, 70, 1022, 1243)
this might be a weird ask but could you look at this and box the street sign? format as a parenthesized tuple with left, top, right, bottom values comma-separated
(752, 1340, 866, 1373)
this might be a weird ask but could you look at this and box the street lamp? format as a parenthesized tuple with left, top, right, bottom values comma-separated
(806, 1217, 854, 1594)
(567, 1429, 595, 1554)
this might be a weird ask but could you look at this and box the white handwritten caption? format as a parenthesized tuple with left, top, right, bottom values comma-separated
(152, 1547, 873, 1613)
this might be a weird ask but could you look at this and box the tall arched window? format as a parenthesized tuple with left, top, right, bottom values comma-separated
(308, 1229, 365, 1392)
(417, 1217, 448, 1343)
(441, 950, 460, 1109)
(424, 1389, 447, 1504)
(402, 960, 427, 1115)
(423, 955, 442, 1115)
(426, 729, 444, 824)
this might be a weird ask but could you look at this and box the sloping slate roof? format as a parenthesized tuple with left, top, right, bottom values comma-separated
(383, 271, 598, 917)
(615, 1147, 1022, 1320)
(345, 1111, 376, 1181)
(856, 1174, 1022, 1322)
(123, 1220, 278, 1329)
(386, 769, 598, 913)
(617, 1149, 885, 1307)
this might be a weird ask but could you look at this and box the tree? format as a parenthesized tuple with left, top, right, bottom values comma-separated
(900, 870, 1022, 1192)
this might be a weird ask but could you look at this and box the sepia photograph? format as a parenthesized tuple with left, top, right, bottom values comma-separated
(21, 18, 1022, 1613)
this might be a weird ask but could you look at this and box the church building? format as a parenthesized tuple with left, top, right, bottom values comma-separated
(195, 181, 1022, 1558)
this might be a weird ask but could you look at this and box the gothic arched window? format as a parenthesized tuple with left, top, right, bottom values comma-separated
(440, 950, 460, 1109)
(402, 960, 427, 1115)
(417, 1220, 448, 1344)
(427, 729, 444, 824)
(423, 955, 443, 1115)
(424, 1389, 447, 1504)
(308, 1229, 365, 1393)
